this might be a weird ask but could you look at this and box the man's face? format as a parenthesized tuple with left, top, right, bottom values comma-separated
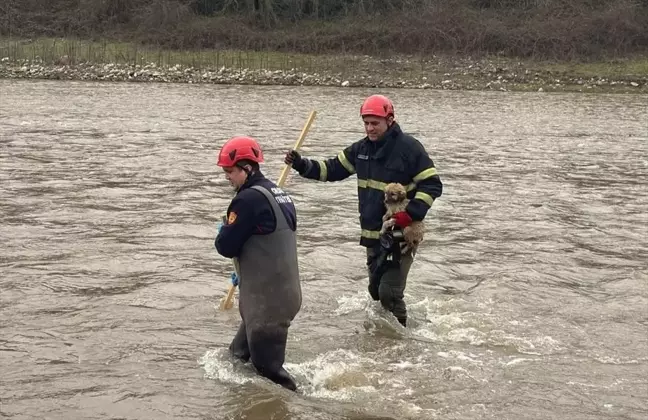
(222, 165, 248, 190)
(363, 115, 393, 141)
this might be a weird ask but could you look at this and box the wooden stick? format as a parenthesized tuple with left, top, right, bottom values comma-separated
(276, 110, 318, 187)
(219, 110, 317, 310)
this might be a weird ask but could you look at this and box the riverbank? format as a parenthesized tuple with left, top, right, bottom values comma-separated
(1, 39, 647, 93)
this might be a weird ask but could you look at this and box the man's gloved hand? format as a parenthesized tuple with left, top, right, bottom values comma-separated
(392, 211, 412, 228)
(230, 272, 239, 286)
(284, 149, 307, 173)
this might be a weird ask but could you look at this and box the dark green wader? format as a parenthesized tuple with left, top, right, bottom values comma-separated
(366, 236, 414, 327)
(228, 186, 302, 391)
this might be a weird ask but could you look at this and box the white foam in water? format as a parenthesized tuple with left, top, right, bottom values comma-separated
(200, 346, 382, 399)
(389, 360, 417, 370)
(200, 345, 430, 418)
(437, 350, 484, 366)
(334, 290, 370, 315)
(199, 348, 259, 386)
(412, 328, 442, 342)
(337, 291, 444, 330)
(533, 335, 563, 352)
(335, 291, 412, 337)
(594, 356, 640, 365)
(410, 297, 467, 329)
(443, 366, 473, 378)
(446, 327, 488, 345)
(501, 357, 538, 367)
(284, 348, 380, 400)
(334, 290, 493, 351)
(486, 331, 564, 355)
(408, 296, 566, 358)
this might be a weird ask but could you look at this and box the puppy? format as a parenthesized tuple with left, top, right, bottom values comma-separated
(380, 183, 425, 254)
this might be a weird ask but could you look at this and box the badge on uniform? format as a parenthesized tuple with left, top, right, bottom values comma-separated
(228, 211, 237, 224)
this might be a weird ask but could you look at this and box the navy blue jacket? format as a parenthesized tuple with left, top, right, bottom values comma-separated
(296, 123, 442, 248)
(215, 171, 297, 259)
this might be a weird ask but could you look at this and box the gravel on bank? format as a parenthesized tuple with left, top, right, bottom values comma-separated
(1, 58, 646, 93)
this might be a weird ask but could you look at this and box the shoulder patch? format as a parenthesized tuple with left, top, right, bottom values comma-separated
(227, 211, 237, 224)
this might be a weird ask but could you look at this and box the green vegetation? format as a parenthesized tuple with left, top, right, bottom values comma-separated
(0, 37, 325, 71)
(2, 0, 647, 60)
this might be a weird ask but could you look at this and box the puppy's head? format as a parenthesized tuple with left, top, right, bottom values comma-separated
(384, 183, 407, 204)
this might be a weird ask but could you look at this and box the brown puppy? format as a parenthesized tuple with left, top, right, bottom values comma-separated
(380, 183, 425, 254)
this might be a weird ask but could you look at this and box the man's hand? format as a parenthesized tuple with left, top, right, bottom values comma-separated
(392, 211, 412, 228)
(284, 150, 307, 173)
(230, 272, 239, 286)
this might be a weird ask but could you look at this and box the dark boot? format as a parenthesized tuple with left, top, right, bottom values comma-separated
(269, 367, 297, 391)
(248, 326, 297, 391)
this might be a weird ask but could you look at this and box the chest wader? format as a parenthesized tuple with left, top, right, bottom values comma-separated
(228, 185, 302, 391)
(367, 229, 409, 327)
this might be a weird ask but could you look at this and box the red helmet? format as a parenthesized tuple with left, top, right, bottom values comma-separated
(217, 136, 264, 167)
(360, 94, 395, 118)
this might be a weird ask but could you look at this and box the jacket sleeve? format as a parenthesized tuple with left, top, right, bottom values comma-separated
(298, 142, 358, 182)
(405, 141, 443, 222)
(214, 191, 257, 259)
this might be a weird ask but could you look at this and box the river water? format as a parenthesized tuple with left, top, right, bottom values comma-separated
(1, 79, 647, 420)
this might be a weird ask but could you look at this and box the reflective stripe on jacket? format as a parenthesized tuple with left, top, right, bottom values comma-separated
(298, 123, 442, 247)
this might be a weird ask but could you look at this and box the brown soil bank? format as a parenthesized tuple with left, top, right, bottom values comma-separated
(2, 0, 648, 60)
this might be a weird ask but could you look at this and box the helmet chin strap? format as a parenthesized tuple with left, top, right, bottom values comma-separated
(236, 163, 256, 188)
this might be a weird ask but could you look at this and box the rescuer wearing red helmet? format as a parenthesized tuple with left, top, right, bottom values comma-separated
(215, 135, 302, 391)
(284, 95, 442, 327)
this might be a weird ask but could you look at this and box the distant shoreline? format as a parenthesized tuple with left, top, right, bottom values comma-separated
(1, 39, 646, 94)
(2, 60, 647, 94)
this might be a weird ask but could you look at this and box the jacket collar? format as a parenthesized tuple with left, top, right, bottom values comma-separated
(363, 122, 402, 160)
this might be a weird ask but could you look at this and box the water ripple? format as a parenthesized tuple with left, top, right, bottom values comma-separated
(1, 80, 646, 420)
